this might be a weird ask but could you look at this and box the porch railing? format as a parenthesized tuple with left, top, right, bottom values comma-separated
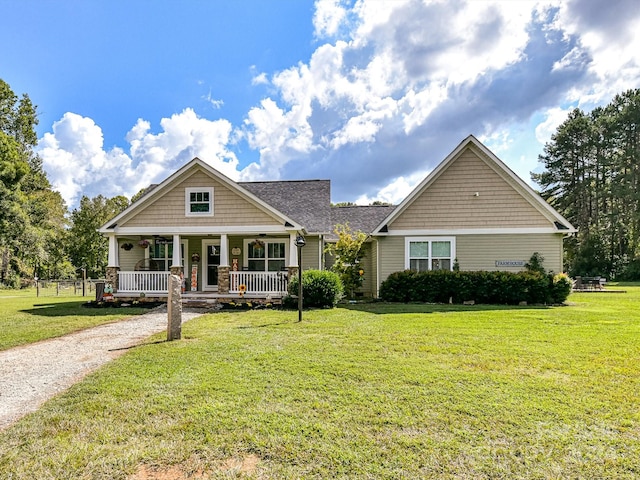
(229, 271, 288, 295)
(118, 271, 170, 293)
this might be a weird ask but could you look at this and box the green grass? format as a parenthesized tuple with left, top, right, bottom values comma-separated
(0, 289, 151, 351)
(1, 286, 639, 478)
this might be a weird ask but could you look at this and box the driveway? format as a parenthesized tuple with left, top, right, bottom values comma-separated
(0, 307, 204, 430)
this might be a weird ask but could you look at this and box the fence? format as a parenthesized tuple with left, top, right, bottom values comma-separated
(34, 279, 106, 297)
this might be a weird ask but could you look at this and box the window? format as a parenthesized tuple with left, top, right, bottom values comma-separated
(246, 240, 287, 272)
(406, 237, 455, 272)
(150, 239, 187, 271)
(185, 187, 213, 216)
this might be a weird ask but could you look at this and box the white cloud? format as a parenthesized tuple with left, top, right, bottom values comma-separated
(313, 0, 349, 38)
(355, 169, 429, 206)
(535, 107, 572, 145)
(39, 0, 640, 209)
(39, 109, 240, 208)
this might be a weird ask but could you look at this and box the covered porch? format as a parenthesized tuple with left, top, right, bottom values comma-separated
(105, 231, 304, 300)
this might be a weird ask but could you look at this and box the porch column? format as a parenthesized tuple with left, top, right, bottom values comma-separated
(219, 234, 229, 267)
(289, 233, 298, 267)
(107, 234, 119, 268)
(171, 234, 181, 268)
(288, 233, 299, 281)
(106, 234, 120, 291)
(170, 234, 182, 277)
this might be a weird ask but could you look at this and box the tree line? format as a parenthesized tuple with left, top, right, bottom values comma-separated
(3, 78, 640, 286)
(0, 79, 130, 287)
(533, 89, 640, 279)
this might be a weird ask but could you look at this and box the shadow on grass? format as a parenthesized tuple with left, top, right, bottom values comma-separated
(338, 301, 554, 315)
(20, 300, 152, 318)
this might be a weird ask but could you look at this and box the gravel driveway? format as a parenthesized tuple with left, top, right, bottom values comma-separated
(0, 307, 205, 430)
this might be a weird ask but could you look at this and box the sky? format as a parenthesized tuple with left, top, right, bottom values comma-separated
(2, 0, 639, 210)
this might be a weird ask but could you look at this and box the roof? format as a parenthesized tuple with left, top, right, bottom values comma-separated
(240, 180, 332, 234)
(326, 205, 396, 240)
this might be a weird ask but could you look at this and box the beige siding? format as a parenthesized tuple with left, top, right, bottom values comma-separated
(357, 243, 374, 297)
(121, 168, 281, 228)
(302, 236, 322, 270)
(389, 148, 551, 230)
(118, 240, 145, 271)
(377, 236, 405, 288)
(457, 234, 564, 273)
(370, 239, 379, 297)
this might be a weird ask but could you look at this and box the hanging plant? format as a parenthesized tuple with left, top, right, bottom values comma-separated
(121, 243, 134, 251)
(138, 239, 150, 248)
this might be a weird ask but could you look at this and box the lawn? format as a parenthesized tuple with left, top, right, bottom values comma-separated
(1, 287, 639, 479)
(0, 289, 151, 351)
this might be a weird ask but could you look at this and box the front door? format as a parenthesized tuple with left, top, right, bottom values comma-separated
(203, 241, 220, 291)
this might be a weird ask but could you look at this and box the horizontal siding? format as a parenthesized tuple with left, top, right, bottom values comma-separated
(301, 236, 321, 271)
(457, 233, 564, 273)
(377, 236, 405, 286)
(121, 168, 280, 228)
(390, 148, 551, 229)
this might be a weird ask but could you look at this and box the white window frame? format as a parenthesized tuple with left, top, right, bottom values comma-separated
(405, 237, 456, 272)
(147, 238, 188, 271)
(185, 187, 214, 217)
(243, 239, 288, 272)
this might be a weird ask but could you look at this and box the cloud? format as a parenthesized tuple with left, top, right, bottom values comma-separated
(241, 0, 600, 201)
(39, 109, 239, 208)
(38, 0, 640, 211)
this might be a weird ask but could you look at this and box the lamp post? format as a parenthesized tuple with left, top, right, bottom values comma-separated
(294, 234, 306, 322)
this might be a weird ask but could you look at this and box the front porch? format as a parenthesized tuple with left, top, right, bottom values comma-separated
(104, 231, 306, 302)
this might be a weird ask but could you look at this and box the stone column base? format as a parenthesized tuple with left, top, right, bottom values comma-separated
(106, 266, 120, 291)
(218, 266, 230, 294)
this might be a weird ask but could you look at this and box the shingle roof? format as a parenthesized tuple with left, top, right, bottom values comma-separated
(240, 180, 332, 234)
(327, 205, 396, 240)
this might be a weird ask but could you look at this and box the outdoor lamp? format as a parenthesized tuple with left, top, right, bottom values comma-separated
(294, 234, 306, 321)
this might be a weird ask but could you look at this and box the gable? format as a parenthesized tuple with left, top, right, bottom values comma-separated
(119, 167, 282, 228)
(388, 146, 552, 230)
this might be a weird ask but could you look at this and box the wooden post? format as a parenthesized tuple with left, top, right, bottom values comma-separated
(167, 274, 182, 341)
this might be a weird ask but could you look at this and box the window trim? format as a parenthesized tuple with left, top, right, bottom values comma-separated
(405, 236, 456, 272)
(185, 187, 214, 217)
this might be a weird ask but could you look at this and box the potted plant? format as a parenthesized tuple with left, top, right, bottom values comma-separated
(138, 239, 150, 248)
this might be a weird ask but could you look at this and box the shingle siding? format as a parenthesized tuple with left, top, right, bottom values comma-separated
(389, 147, 551, 230)
(121, 169, 280, 228)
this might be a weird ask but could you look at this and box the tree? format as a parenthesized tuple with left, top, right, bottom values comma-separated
(67, 195, 129, 278)
(532, 89, 640, 278)
(325, 223, 367, 298)
(0, 79, 69, 286)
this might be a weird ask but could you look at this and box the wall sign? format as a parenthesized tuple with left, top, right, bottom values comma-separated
(495, 260, 525, 267)
(231, 247, 241, 256)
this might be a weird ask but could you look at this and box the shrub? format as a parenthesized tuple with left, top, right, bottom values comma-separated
(550, 273, 572, 304)
(379, 269, 568, 305)
(288, 270, 344, 308)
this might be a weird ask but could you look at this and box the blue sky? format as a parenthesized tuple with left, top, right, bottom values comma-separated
(2, 0, 639, 209)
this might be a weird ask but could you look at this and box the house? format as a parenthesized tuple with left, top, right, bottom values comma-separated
(98, 135, 575, 301)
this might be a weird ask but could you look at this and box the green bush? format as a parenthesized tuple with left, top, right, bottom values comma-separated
(380, 269, 571, 305)
(288, 270, 344, 308)
(550, 273, 572, 303)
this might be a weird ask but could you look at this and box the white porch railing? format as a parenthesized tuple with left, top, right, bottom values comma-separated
(118, 271, 170, 293)
(229, 271, 289, 294)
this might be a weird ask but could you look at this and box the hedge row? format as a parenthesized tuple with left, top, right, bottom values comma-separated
(379, 270, 572, 305)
